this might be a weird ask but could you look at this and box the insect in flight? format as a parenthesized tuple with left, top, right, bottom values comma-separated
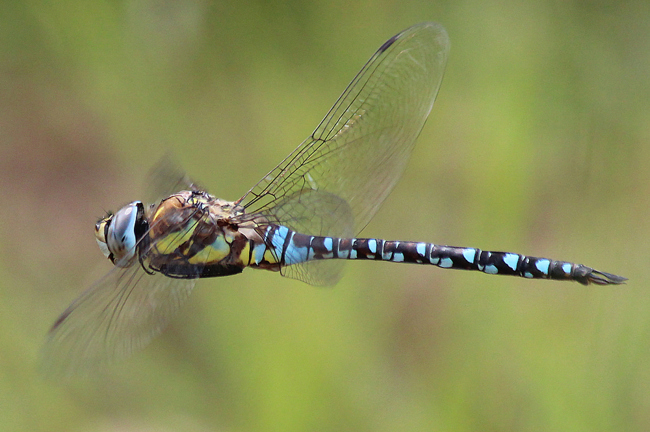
(43, 22, 626, 376)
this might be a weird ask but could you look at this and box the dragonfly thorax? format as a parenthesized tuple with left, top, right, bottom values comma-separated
(94, 201, 148, 267)
(144, 190, 253, 278)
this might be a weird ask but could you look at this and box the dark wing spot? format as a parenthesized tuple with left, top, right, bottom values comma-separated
(378, 34, 399, 53)
(49, 309, 72, 332)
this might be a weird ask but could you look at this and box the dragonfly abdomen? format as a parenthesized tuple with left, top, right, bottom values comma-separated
(259, 225, 626, 286)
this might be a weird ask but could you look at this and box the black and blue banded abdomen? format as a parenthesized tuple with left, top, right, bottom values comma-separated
(255, 224, 626, 286)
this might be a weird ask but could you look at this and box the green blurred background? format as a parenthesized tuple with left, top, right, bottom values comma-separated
(1, 0, 648, 431)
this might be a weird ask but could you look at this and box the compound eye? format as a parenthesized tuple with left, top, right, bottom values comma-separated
(104, 202, 144, 267)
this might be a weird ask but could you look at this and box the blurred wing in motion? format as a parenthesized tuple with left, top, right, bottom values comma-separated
(145, 155, 201, 204)
(41, 264, 196, 378)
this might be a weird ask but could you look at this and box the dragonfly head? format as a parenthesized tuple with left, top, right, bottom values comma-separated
(95, 201, 148, 267)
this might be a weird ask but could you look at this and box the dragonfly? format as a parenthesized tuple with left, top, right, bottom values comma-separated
(43, 22, 626, 377)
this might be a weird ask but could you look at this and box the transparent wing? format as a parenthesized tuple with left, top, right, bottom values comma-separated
(145, 155, 201, 204)
(237, 22, 449, 285)
(41, 265, 196, 378)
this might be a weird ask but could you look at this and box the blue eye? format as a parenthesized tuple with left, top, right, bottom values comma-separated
(104, 201, 145, 267)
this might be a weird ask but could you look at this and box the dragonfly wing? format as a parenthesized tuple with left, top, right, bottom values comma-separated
(240, 22, 449, 235)
(41, 265, 196, 378)
(239, 22, 449, 285)
(144, 155, 201, 205)
(255, 188, 355, 238)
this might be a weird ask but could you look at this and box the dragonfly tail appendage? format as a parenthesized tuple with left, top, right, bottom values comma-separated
(569, 267, 628, 286)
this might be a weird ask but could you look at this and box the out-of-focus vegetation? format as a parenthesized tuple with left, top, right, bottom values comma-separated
(1, 1, 648, 431)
